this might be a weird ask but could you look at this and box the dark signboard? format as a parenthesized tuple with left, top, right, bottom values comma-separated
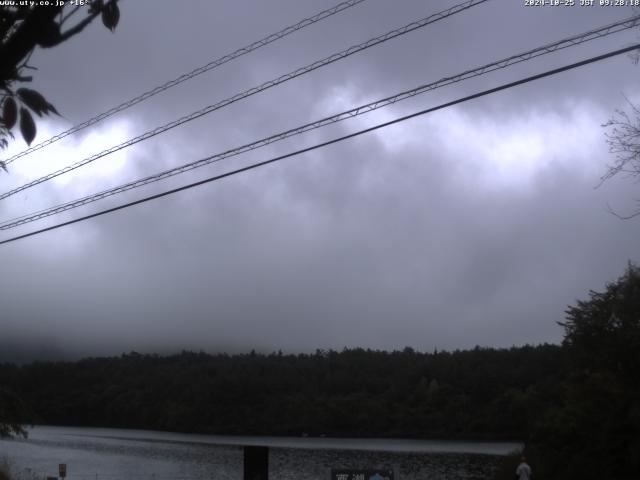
(331, 469, 394, 480)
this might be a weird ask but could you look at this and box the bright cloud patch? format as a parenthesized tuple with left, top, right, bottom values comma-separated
(6, 118, 133, 188)
(1, 117, 134, 217)
(317, 86, 609, 190)
(424, 101, 608, 188)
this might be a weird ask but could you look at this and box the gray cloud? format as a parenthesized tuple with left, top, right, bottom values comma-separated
(1, 0, 640, 361)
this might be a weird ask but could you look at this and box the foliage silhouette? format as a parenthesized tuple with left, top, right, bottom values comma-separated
(529, 263, 640, 479)
(0, 0, 120, 172)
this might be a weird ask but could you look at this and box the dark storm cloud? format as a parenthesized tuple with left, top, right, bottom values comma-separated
(1, 0, 640, 361)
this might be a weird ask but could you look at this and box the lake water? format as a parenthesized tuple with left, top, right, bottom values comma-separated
(0, 426, 521, 480)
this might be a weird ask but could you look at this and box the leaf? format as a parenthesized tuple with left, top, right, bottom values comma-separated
(102, 1, 120, 32)
(0, 161, 7, 174)
(2, 97, 17, 129)
(17, 88, 59, 117)
(19, 107, 36, 146)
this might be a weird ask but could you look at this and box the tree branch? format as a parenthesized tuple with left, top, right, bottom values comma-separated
(606, 203, 640, 220)
(0, 6, 63, 81)
(59, 5, 82, 27)
(58, 9, 101, 43)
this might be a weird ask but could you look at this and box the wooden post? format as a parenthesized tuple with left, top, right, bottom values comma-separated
(243, 445, 268, 480)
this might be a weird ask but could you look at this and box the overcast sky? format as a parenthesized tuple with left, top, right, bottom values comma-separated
(1, 0, 640, 361)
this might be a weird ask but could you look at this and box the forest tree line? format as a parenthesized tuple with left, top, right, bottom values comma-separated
(0, 344, 565, 439)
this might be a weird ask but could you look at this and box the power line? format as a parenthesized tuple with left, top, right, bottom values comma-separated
(1, 43, 637, 247)
(2, 13, 639, 230)
(2, 0, 369, 166)
(0, 0, 489, 201)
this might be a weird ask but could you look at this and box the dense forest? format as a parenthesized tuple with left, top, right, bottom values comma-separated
(0, 344, 565, 439)
(1, 264, 639, 479)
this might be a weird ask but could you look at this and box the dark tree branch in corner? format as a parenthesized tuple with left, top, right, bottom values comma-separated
(0, 0, 119, 153)
(0, 7, 62, 80)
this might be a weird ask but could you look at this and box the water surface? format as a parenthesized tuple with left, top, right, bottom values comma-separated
(0, 426, 521, 480)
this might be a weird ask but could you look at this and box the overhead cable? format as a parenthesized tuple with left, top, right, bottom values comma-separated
(2, 0, 369, 166)
(2, 14, 639, 230)
(0, 0, 489, 201)
(1, 43, 637, 246)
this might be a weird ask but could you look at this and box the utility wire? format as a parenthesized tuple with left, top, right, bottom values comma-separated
(2, 0, 369, 166)
(0, 0, 489, 201)
(1, 43, 637, 247)
(2, 14, 639, 230)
